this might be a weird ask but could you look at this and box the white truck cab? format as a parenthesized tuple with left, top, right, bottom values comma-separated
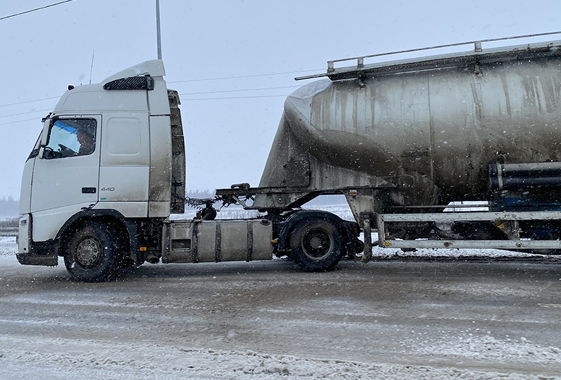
(18, 60, 187, 277)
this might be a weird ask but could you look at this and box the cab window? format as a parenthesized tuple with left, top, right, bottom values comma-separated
(43, 119, 97, 159)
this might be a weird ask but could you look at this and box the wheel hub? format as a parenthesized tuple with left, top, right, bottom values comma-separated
(303, 229, 332, 259)
(309, 236, 323, 249)
(75, 238, 102, 267)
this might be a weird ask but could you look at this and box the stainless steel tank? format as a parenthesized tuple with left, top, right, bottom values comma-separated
(256, 40, 561, 209)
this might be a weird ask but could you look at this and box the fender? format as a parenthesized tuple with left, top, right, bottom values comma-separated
(55, 208, 140, 262)
(276, 210, 360, 255)
(18, 209, 142, 267)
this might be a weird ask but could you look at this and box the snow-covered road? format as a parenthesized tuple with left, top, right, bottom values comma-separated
(1, 236, 561, 379)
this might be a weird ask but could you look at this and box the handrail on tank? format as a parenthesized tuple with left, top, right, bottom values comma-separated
(296, 31, 561, 81)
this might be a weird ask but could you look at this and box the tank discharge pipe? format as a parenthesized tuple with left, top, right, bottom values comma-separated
(490, 162, 561, 191)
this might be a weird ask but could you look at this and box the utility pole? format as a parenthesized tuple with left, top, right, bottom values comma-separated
(156, 0, 162, 59)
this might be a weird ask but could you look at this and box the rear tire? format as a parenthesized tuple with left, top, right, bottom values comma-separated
(64, 222, 122, 282)
(290, 219, 343, 272)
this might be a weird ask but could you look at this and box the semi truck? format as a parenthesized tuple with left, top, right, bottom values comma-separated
(17, 34, 561, 281)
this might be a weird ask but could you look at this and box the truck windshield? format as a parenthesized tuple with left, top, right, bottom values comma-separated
(43, 118, 97, 159)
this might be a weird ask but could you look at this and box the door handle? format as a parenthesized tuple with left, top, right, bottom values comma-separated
(82, 187, 96, 194)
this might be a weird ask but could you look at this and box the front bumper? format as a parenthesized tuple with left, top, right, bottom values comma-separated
(16, 214, 58, 266)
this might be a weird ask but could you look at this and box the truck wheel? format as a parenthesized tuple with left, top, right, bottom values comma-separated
(64, 222, 121, 282)
(290, 219, 343, 271)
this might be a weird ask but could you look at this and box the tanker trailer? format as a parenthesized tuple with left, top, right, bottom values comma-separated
(220, 36, 561, 257)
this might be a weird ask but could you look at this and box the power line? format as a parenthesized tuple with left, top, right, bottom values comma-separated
(0, 108, 52, 119)
(0, 93, 288, 125)
(0, 84, 300, 109)
(0, 77, 307, 123)
(0, 117, 41, 127)
(0, 0, 75, 21)
(0, 96, 59, 109)
(178, 85, 300, 96)
(0, 70, 321, 109)
(179, 94, 290, 101)
(0, 93, 290, 125)
(168, 68, 323, 84)
(0, 93, 289, 124)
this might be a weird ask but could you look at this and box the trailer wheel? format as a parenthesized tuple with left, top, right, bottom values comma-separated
(64, 222, 122, 282)
(290, 219, 343, 271)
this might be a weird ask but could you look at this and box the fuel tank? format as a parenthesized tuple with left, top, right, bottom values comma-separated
(258, 40, 561, 208)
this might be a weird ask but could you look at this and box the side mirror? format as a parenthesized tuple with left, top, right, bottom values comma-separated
(41, 146, 51, 159)
(41, 146, 62, 160)
(29, 147, 41, 160)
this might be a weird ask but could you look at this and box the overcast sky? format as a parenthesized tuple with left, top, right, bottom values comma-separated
(1, 0, 560, 200)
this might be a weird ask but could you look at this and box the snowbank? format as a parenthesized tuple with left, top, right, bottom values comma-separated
(0, 336, 555, 380)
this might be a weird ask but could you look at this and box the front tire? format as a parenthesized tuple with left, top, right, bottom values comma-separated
(64, 222, 122, 282)
(290, 219, 343, 272)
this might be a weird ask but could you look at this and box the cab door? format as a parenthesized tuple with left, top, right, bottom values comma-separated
(30, 115, 101, 242)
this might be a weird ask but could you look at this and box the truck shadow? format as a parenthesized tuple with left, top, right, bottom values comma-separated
(117, 257, 561, 283)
